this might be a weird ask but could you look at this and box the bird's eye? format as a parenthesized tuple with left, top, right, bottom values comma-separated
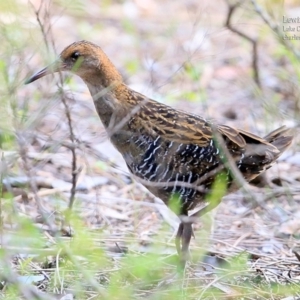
(70, 51, 80, 61)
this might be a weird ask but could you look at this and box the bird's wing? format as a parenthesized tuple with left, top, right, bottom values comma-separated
(127, 91, 280, 157)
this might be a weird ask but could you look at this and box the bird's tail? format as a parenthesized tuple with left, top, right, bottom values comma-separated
(263, 126, 293, 156)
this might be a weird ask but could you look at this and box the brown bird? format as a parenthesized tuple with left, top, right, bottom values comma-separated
(26, 41, 293, 264)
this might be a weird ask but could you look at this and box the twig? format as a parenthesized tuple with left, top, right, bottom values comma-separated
(1, 254, 55, 300)
(292, 250, 300, 262)
(225, 0, 261, 86)
(58, 91, 79, 211)
(210, 124, 275, 218)
(198, 269, 252, 298)
(29, 1, 50, 51)
(30, 2, 79, 211)
(250, 0, 300, 61)
(17, 134, 55, 231)
(25, 2, 60, 230)
(62, 246, 105, 296)
(0, 153, 4, 245)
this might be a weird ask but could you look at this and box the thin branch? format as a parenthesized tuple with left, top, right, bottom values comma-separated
(17, 133, 55, 231)
(293, 250, 300, 262)
(30, 2, 79, 211)
(225, 0, 261, 86)
(58, 90, 79, 211)
(250, 0, 300, 61)
(29, 1, 50, 51)
(1, 253, 55, 300)
(211, 125, 278, 219)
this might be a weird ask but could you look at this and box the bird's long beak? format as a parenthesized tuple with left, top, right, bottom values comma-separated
(25, 60, 65, 84)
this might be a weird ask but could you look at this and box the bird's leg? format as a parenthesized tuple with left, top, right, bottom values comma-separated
(181, 222, 193, 263)
(176, 203, 218, 265)
(175, 222, 184, 255)
(175, 219, 193, 266)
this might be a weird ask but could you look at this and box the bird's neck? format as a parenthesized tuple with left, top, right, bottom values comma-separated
(83, 51, 139, 131)
(84, 80, 118, 126)
(84, 72, 138, 137)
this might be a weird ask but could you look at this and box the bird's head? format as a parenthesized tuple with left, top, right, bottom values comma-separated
(25, 40, 122, 85)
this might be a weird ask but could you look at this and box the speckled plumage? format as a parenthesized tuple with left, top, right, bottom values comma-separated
(26, 40, 293, 264)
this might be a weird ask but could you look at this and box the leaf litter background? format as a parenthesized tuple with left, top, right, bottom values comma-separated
(1, 0, 300, 298)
